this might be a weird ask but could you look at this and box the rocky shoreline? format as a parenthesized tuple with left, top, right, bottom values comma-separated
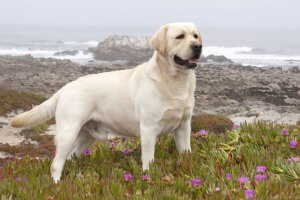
(0, 35, 299, 128)
(0, 54, 299, 125)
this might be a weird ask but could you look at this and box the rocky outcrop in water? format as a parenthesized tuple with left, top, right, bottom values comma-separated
(54, 50, 80, 57)
(205, 55, 233, 63)
(91, 35, 153, 65)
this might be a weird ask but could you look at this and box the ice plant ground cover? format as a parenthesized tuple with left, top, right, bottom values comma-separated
(0, 121, 299, 199)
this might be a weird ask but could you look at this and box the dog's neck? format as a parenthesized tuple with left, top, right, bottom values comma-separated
(155, 52, 192, 78)
(148, 51, 193, 79)
(146, 51, 196, 100)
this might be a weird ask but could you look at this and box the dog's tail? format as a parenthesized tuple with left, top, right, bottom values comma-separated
(10, 92, 60, 128)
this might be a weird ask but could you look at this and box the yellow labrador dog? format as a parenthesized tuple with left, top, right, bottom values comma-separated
(11, 22, 202, 182)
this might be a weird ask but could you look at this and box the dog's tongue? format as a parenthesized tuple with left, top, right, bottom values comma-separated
(188, 59, 198, 64)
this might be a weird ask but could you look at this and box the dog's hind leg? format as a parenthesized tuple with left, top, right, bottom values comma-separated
(51, 123, 82, 183)
(66, 130, 95, 160)
(73, 131, 95, 157)
(73, 121, 109, 157)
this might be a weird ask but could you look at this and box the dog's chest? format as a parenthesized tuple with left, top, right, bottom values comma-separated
(159, 99, 192, 133)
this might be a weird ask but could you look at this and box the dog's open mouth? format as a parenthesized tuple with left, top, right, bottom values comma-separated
(174, 55, 199, 69)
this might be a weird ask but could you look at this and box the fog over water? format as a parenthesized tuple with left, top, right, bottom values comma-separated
(0, 0, 299, 29)
(0, 0, 300, 66)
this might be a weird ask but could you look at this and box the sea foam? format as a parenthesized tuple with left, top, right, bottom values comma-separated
(204, 46, 300, 66)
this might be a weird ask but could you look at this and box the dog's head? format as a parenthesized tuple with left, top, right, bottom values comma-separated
(150, 22, 202, 69)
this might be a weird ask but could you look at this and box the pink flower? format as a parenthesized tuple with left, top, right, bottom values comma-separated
(244, 189, 255, 199)
(124, 172, 134, 181)
(84, 149, 91, 155)
(226, 173, 232, 180)
(191, 179, 201, 187)
(281, 128, 289, 135)
(255, 174, 267, 181)
(238, 176, 249, 184)
(197, 129, 208, 136)
(233, 124, 240, 129)
(289, 141, 298, 149)
(109, 140, 117, 148)
(142, 175, 151, 181)
(122, 147, 130, 154)
(287, 156, 300, 162)
(256, 165, 267, 173)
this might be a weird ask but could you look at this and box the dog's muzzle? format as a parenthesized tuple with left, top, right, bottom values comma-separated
(174, 44, 202, 69)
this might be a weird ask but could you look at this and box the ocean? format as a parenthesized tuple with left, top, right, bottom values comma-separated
(0, 24, 300, 67)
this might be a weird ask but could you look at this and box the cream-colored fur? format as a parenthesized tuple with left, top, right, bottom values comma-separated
(11, 22, 202, 182)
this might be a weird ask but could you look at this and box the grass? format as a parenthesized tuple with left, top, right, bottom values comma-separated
(0, 88, 46, 115)
(0, 122, 299, 199)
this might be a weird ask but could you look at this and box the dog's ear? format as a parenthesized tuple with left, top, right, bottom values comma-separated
(149, 25, 168, 56)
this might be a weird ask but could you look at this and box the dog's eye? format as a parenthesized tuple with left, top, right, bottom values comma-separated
(175, 34, 185, 39)
(193, 34, 198, 39)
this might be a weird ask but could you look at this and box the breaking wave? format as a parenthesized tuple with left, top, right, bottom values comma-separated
(204, 46, 300, 66)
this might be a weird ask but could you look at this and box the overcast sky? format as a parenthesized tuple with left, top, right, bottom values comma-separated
(0, 0, 299, 30)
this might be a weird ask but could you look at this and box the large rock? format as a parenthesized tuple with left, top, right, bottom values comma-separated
(92, 35, 153, 64)
(206, 54, 233, 63)
(290, 66, 300, 73)
(191, 114, 233, 134)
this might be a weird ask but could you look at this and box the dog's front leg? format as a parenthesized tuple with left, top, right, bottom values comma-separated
(140, 125, 159, 170)
(174, 117, 192, 154)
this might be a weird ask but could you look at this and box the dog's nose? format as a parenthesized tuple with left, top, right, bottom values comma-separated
(191, 44, 202, 56)
(191, 44, 202, 52)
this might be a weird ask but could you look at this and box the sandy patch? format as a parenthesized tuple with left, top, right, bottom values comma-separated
(0, 151, 14, 159)
(43, 124, 56, 136)
(0, 112, 26, 146)
(0, 111, 52, 146)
